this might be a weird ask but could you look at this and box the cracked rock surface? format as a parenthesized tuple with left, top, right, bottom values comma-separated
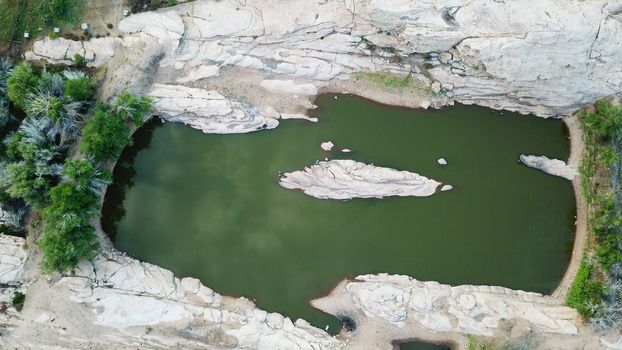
(279, 159, 445, 200)
(25, 0, 622, 124)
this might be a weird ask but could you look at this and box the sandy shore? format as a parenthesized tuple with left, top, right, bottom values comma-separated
(551, 114, 587, 301)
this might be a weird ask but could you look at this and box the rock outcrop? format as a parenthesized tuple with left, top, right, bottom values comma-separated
(345, 274, 577, 335)
(1, 247, 343, 350)
(0, 234, 27, 284)
(148, 83, 279, 133)
(279, 159, 445, 200)
(520, 154, 578, 180)
(25, 0, 622, 122)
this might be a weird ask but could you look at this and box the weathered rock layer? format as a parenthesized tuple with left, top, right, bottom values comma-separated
(279, 159, 445, 199)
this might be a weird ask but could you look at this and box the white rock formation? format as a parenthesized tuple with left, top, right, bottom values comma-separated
(147, 83, 279, 134)
(520, 154, 578, 180)
(26, 0, 622, 118)
(260, 80, 319, 96)
(320, 141, 335, 151)
(25, 37, 120, 68)
(437, 158, 447, 165)
(0, 234, 27, 284)
(344, 274, 578, 335)
(61, 251, 343, 349)
(279, 159, 445, 199)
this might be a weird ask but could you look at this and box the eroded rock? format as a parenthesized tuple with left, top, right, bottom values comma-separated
(279, 159, 446, 200)
(520, 154, 578, 180)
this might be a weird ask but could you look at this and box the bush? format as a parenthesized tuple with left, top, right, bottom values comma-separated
(79, 103, 131, 161)
(61, 158, 111, 193)
(64, 77, 93, 102)
(4, 161, 52, 209)
(80, 93, 151, 161)
(73, 54, 86, 67)
(11, 292, 25, 311)
(38, 182, 100, 273)
(7, 62, 39, 110)
(566, 259, 606, 318)
(112, 92, 152, 124)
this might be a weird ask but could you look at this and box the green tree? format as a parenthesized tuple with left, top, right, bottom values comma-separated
(7, 62, 39, 110)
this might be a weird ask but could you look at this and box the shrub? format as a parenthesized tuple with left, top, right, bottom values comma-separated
(64, 77, 94, 101)
(79, 103, 131, 161)
(61, 158, 111, 194)
(4, 161, 52, 209)
(80, 93, 151, 161)
(7, 62, 39, 110)
(11, 292, 25, 311)
(73, 54, 86, 67)
(567, 259, 605, 317)
(112, 92, 152, 124)
(38, 182, 100, 273)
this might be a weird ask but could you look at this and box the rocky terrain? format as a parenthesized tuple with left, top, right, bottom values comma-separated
(4, 235, 620, 350)
(25, 0, 622, 126)
(279, 159, 446, 200)
(8, 0, 622, 349)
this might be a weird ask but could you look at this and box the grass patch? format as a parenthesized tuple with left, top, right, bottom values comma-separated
(354, 71, 413, 90)
(1, 0, 84, 48)
(0, 0, 20, 46)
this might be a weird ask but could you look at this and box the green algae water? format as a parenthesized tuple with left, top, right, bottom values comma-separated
(102, 95, 575, 331)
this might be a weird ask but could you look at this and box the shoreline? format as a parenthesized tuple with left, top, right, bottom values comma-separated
(551, 114, 588, 301)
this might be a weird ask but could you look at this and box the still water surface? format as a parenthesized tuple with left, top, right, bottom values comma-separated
(103, 95, 575, 330)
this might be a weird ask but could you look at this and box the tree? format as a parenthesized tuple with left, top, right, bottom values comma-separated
(7, 62, 39, 110)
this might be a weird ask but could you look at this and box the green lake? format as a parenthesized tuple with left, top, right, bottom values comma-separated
(102, 95, 576, 331)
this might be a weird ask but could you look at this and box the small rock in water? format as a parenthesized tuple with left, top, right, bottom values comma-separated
(437, 158, 447, 165)
(320, 141, 335, 151)
(81, 23, 90, 31)
(325, 325, 329, 331)
(334, 95, 338, 100)
(341, 148, 352, 153)
(441, 184, 453, 191)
